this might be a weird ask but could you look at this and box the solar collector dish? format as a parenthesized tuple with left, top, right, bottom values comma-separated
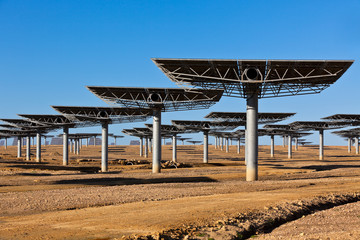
(205, 112, 296, 124)
(86, 87, 224, 112)
(152, 59, 353, 98)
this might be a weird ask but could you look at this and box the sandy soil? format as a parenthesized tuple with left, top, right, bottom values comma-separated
(0, 143, 359, 239)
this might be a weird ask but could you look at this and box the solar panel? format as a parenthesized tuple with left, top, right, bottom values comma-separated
(86, 87, 224, 112)
(152, 58, 353, 98)
(204, 112, 295, 123)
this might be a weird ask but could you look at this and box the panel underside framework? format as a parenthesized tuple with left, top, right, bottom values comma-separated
(152, 59, 353, 98)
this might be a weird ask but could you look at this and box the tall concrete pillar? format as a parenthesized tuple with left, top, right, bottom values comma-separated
(44, 137, 47, 146)
(76, 139, 80, 155)
(220, 137, 224, 150)
(319, 129, 324, 160)
(36, 131, 41, 162)
(144, 137, 148, 158)
(149, 138, 152, 153)
(69, 139, 73, 153)
(203, 131, 209, 163)
(283, 135, 286, 147)
(140, 137, 143, 157)
(17, 137, 22, 158)
(355, 138, 359, 154)
(172, 135, 177, 162)
(63, 127, 69, 165)
(215, 136, 218, 149)
(348, 138, 352, 153)
(86, 138, 89, 147)
(245, 128, 248, 165)
(4, 138, 7, 150)
(270, 135, 274, 157)
(93, 136, 96, 146)
(74, 140, 77, 154)
(295, 137, 298, 151)
(26, 135, 31, 161)
(246, 93, 258, 181)
(152, 109, 161, 173)
(225, 137, 229, 153)
(101, 122, 109, 172)
(237, 138, 241, 154)
(288, 135, 292, 159)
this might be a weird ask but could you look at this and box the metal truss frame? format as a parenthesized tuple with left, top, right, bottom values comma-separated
(87, 87, 224, 112)
(152, 59, 353, 99)
(205, 112, 295, 124)
(51, 106, 152, 125)
(289, 121, 348, 131)
(172, 120, 244, 132)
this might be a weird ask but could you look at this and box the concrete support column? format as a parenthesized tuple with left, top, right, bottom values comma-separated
(69, 140, 73, 153)
(220, 137, 224, 150)
(295, 138, 298, 151)
(76, 139, 80, 155)
(26, 135, 31, 161)
(215, 136, 218, 149)
(348, 138, 352, 153)
(4, 138, 7, 150)
(140, 137, 143, 157)
(288, 135, 292, 159)
(101, 122, 109, 172)
(44, 137, 47, 146)
(36, 131, 41, 162)
(93, 136, 96, 146)
(152, 109, 161, 173)
(63, 127, 69, 165)
(246, 93, 258, 181)
(355, 138, 359, 154)
(172, 135, 177, 162)
(270, 135, 275, 158)
(145, 137, 148, 158)
(283, 136, 286, 147)
(74, 140, 77, 154)
(319, 129, 324, 160)
(237, 138, 241, 154)
(203, 131, 209, 163)
(17, 137, 22, 158)
(226, 137, 229, 153)
(86, 138, 89, 147)
(149, 138, 152, 153)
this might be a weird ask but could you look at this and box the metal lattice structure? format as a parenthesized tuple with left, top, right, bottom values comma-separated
(18, 114, 81, 128)
(289, 121, 348, 131)
(172, 120, 245, 132)
(152, 59, 353, 98)
(86, 87, 224, 112)
(204, 112, 295, 124)
(51, 106, 153, 124)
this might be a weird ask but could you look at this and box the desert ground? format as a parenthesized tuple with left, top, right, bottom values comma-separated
(0, 141, 360, 239)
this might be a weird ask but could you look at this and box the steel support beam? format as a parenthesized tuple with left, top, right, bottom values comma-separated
(36, 132, 41, 162)
(172, 135, 177, 162)
(101, 122, 109, 172)
(63, 127, 69, 165)
(26, 135, 31, 161)
(140, 137, 143, 157)
(288, 135, 292, 159)
(145, 137, 148, 158)
(246, 93, 258, 181)
(237, 138, 240, 154)
(225, 137, 229, 153)
(203, 131, 209, 163)
(17, 137, 22, 158)
(152, 109, 161, 173)
(270, 135, 275, 157)
(319, 129, 324, 160)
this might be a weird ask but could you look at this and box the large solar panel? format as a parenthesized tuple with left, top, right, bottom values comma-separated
(172, 120, 244, 131)
(18, 114, 78, 128)
(152, 59, 353, 98)
(204, 112, 295, 123)
(289, 121, 348, 130)
(51, 106, 152, 124)
(86, 87, 224, 112)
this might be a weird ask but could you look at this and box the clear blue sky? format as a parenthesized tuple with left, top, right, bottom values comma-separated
(0, 0, 359, 146)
